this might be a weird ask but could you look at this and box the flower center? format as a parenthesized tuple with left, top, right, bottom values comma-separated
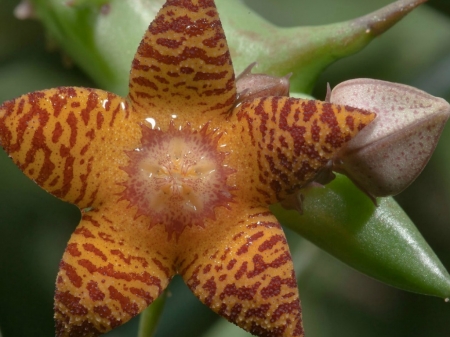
(138, 136, 217, 213)
(121, 122, 234, 239)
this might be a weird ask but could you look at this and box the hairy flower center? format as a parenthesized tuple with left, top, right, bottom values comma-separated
(138, 137, 217, 213)
(121, 123, 234, 239)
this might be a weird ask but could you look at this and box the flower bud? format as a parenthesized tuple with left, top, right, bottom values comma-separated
(235, 62, 291, 105)
(330, 78, 450, 198)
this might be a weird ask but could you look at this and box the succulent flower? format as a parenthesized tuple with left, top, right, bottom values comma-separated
(0, 0, 377, 336)
(2, 0, 450, 336)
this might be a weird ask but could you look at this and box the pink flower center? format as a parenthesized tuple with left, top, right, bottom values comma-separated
(121, 122, 234, 239)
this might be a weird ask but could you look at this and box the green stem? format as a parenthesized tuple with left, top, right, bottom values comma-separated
(137, 291, 167, 337)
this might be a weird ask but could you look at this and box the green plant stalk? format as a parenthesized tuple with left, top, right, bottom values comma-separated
(272, 174, 450, 298)
(30, 0, 118, 89)
(137, 291, 167, 337)
(218, 0, 428, 92)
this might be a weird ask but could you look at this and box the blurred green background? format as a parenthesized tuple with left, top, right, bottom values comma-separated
(1, 0, 450, 336)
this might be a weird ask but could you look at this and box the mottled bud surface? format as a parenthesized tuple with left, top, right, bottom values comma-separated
(236, 63, 291, 105)
(330, 78, 450, 197)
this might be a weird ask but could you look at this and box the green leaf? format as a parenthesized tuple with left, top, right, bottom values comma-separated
(271, 174, 450, 299)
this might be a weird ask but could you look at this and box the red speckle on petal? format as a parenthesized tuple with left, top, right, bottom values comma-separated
(87, 280, 105, 301)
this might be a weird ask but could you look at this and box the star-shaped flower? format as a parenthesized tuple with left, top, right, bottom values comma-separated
(0, 1, 376, 336)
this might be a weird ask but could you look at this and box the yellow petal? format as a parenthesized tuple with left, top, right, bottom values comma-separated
(0, 87, 141, 208)
(55, 205, 174, 336)
(128, 0, 236, 116)
(179, 205, 304, 337)
(229, 97, 376, 204)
